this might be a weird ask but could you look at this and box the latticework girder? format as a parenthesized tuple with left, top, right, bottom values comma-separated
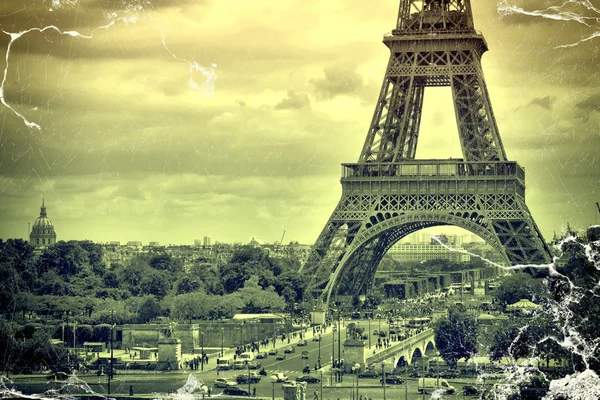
(301, 0, 550, 304)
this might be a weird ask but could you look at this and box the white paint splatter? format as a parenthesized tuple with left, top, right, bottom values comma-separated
(0, 11, 146, 131)
(161, 30, 218, 98)
(497, 0, 600, 48)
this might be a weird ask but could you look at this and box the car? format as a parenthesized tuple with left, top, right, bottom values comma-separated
(276, 353, 286, 360)
(247, 360, 261, 370)
(268, 348, 278, 356)
(283, 346, 296, 354)
(296, 375, 320, 383)
(301, 351, 309, 359)
(311, 336, 321, 342)
(297, 340, 308, 346)
(373, 330, 379, 336)
(358, 370, 379, 378)
(223, 386, 250, 396)
(380, 375, 403, 384)
(463, 385, 482, 396)
(236, 374, 261, 384)
(214, 378, 237, 388)
(271, 373, 289, 382)
(439, 369, 459, 378)
(256, 352, 268, 359)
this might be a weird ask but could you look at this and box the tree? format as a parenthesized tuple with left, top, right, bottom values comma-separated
(149, 254, 183, 275)
(495, 273, 547, 306)
(233, 276, 286, 313)
(174, 276, 202, 295)
(433, 307, 478, 369)
(136, 296, 163, 323)
(140, 270, 171, 299)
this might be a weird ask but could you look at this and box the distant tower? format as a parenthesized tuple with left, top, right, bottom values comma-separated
(29, 198, 57, 247)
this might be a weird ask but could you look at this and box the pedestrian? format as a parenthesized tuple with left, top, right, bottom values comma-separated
(314, 390, 319, 400)
(208, 386, 211, 397)
(252, 386, 256, 397)
(129, 385, 134, 396)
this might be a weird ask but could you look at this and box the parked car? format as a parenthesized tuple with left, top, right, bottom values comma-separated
(276, 354, 286, 360)
(271, 373, 288, 382)
(268, 348, 278, 356)
(214, 378, 237, 388)
(236, 374, 260, 384)
(311, 336, 321, 342)
(284, 346, 296, 354)
(297, 340, 308, 346)
(296, 375, 320, 383)
(380, 375, 403, 384)
(256, 352, 268, 359)
(463, 385, 482, 396)
(301, 351, 309, 359)
(373, 330, 379, 336)
(358, 370, 379, 378)
(223, 386, 250, 396)
(439, 369, 459, 379)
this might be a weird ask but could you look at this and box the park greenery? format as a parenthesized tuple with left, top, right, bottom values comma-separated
(0, 239, 308, 373)
(0, 239, 306, 326)
(484, 230, 600, 376)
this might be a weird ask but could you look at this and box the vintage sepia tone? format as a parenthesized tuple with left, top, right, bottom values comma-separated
(0, 0, 599, 399)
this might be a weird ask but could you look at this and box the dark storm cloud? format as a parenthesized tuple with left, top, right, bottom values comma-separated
(528, 96, 555, 110)
(310, 67, 365, 99)
(274, 91, 310, 110)
(576, 93, 600, 113)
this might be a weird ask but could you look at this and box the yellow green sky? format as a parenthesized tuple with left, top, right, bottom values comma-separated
(0, 0, 598, 244)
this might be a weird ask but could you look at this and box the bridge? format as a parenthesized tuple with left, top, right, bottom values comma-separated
(366, 329, 436, 368)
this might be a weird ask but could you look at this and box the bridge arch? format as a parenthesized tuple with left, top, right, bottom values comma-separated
(425, 341, 436, 356)
(410, 347, 424, 364)
(324, 212, 506, 304)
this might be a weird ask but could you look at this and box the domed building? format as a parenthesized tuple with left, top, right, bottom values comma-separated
(30, 199, 57, 248)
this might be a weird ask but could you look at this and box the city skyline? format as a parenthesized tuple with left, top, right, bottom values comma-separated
(0, 0, 598, 245)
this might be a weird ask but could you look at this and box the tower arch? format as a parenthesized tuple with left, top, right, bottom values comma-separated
(299, 0, 551, 304)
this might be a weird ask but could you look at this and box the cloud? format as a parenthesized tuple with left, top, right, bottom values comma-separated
(528, 96, 555, 110)
(310, 66, 365, 99)
(576, 93, 600, 112)
(274, 91, 310, 110)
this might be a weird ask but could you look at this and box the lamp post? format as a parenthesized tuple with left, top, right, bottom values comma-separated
(368, 317, 371, 349)
(318, 333, 321, 367)
(381, 361, 387, 400)
(337, 310, 342, 383)
(247, 362, 251, 395)
(201, 331, 204, 371)
(271, 380, 275, 400)
(108, 310, 114, 396)
(221, 327, 224, 357)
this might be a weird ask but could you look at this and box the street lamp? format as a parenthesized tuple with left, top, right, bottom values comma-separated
(318, 333, 321, 367)
(221, 327, 224, 357)
(108, 310, 114, 396)
(201, 331, 204, 371)
(368, 317, 371, 349)
(337, 309, 342, 383)
(381, 361, 388, 400)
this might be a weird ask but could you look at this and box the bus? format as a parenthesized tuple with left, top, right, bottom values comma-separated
(238, 352, 255, 362)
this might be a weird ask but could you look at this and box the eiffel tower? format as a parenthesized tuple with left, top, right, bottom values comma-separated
(299, 0, 552, 304)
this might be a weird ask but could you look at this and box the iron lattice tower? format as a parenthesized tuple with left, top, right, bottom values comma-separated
(300, 0, 551, 304)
